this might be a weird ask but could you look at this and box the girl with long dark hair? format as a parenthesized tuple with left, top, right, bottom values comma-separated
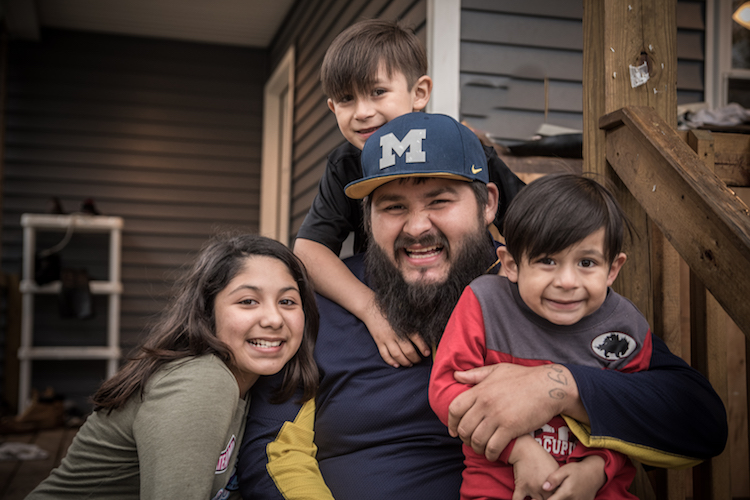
(27, 233, 319, 499)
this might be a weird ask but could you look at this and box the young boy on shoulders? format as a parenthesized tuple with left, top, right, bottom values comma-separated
(295, 19, 525, 367)
(430, 174, 645, 500)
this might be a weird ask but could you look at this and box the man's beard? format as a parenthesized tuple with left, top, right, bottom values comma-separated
(365, 225, 496, 347)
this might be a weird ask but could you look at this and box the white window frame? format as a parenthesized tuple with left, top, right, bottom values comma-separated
(707, 0, 750, 108)
(260, 47, 295, 245)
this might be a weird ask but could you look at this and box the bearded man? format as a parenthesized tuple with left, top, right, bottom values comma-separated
(237, 113, 726, 500)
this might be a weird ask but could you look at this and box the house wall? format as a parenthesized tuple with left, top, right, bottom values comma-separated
(268, 0, 427, 243)
(1, 29, 266, 407)
(460, 0, 706, 143)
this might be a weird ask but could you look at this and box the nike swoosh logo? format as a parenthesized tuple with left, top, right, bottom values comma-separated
(471, 165, 482, 174)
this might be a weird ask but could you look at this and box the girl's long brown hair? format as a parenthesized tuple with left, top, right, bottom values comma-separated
(92, 233, 319, 412)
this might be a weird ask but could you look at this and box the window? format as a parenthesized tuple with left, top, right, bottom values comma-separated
(730, 0, 750, 105)
(711, 0, 750, 107)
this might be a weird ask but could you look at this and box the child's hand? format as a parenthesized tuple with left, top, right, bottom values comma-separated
(363, 302, 430, 368)
(293, 239, 430, 366)
(542, 455, 606, 500)
(509, 434, 559, 500)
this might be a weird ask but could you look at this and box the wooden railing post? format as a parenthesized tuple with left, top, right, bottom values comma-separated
(690, 273, 730, 499)
(686, 129, 731, 500)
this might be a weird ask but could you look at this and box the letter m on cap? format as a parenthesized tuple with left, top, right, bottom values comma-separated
(379, 129, 427, 170)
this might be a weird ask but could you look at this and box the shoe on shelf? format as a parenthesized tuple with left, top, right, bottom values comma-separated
(46, 197, 66, 214)
(80, 198, 101, 215)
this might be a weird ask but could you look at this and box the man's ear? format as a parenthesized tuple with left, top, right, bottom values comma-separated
(497, 246, 519, 282)
(327, 98, 336, 114)
(483, 182, 500, 227)
(412, 75, 432, 111)
(606, 252, 628, 286)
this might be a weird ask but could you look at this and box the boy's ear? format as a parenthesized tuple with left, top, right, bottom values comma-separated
(327, 98, 336, 113)
(606, 252, 628, 286)
(497, 246, 519, 283)
(412, 75, 432, 111)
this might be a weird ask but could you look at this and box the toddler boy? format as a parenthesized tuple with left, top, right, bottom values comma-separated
(430, 174, 645, 499)
(295, 19, 525, 367)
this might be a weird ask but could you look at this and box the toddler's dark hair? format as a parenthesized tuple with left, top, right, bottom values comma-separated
(503, 174, 630, 265)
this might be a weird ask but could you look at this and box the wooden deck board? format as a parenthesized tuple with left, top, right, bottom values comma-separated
(0, 433, 35, 494)
(0, 426, 78, 500)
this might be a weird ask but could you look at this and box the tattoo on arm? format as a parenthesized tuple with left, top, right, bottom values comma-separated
(549, 389, 566, 399)
(547, 365, 568, 400)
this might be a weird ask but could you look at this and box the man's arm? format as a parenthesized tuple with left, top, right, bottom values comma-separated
(238, 374, 333, 500)
(448, 335, 727, 467)
(566, 335, 727, 465)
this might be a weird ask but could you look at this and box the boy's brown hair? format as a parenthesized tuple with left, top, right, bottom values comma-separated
(321, 19, 427, 103)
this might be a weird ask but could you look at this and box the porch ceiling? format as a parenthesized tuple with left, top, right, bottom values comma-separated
(5, 0, 296, 48)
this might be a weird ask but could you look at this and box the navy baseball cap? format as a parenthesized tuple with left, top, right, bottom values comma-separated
(344, 112, 489, 199)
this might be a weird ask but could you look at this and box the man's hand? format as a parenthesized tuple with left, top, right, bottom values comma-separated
(447, 363, 586, 461)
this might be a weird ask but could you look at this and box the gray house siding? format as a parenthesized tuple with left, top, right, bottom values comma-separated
(1, 29, 266, 406)
(460, 0, 706, 144)
(269, 0, 427, 243)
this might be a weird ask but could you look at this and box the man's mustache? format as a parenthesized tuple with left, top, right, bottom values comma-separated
(394, 232, 449, 252)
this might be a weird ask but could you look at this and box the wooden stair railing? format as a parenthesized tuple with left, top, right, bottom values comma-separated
(600, 106, 750, 339)
(600, 106, 750, 500)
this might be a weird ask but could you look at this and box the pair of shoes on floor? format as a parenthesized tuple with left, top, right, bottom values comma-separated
(46, 197, 102, 215)
(0, 388, 65, 434)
